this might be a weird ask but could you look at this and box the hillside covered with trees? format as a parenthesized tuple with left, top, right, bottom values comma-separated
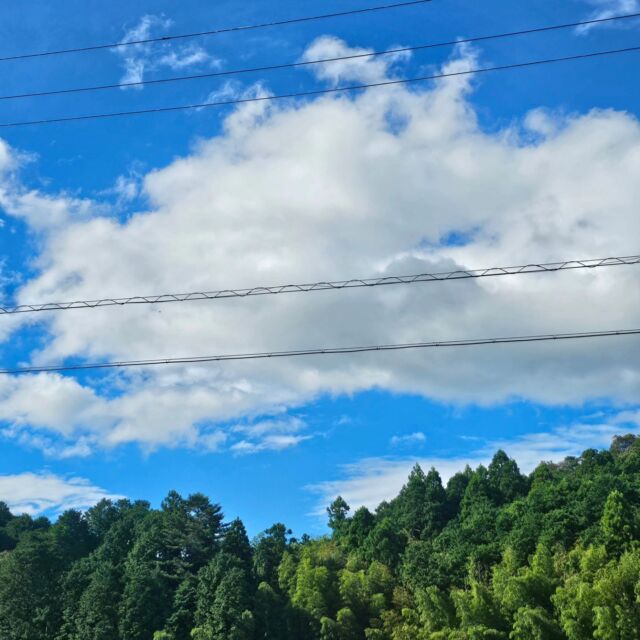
(1, 434, 640, 640)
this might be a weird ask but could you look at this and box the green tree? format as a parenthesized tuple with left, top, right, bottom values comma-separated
(553, 545, 606, 640)
(119, 558, 171, 640)
(487, 451, 527, 505)
(363, 518, 406, 567)
(72, 561, 122, 640)
(0, 530, 62, 640)
(343, 507, 375, 552)
(509, 606, 563, 640)
(600, 490, 634, 556)
(390, 465, 447, 539)
(254, 523, 290, 587)
(452, 562, 505, 635)
(194, 552, 254, 640)
(592, 549, 640, 639)
(254, 581, 287, 640)
(165, 575, 197, 640)
(327, 497, 351, 538)
(223, 518, 253, 579)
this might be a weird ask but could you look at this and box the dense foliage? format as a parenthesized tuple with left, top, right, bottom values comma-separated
(2, 434, 640, 639)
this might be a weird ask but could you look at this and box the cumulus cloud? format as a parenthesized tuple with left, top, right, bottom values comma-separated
(0, 373, 107, 438)
(0, 41, 639, 454)
(0, 140, 96, 231)
(0, 374, 308, 455)
(116, 15, 219, 86)
(0, 139, 92, 233)
(0, 472, 123, 516)
(301, 35, 411, 85)
(308, 413, 640, 514)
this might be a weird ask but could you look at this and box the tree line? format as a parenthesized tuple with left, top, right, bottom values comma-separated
(1, 434, 640, 639)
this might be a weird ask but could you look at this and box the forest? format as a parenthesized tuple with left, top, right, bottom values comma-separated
(1, 434, 640, 640)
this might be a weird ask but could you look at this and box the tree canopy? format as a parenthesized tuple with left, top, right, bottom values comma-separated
(1, 434, 640, 639)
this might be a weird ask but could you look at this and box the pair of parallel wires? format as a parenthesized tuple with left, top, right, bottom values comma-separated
(2, 256, 639, 375)
(0, 4, 639, 127)
(1, 1, 639, 374)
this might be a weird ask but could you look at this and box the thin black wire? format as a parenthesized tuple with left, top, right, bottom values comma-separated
(0, 0, 433, 63)
(2, 255, 638, 316)
(1, 12, 637, 102)
(2, 329, 638, 375)
(2, 44, 639, 128)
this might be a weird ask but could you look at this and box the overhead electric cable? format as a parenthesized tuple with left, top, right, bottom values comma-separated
(2, 44, 639, 128)
(2, 255, 638, 316)
(0, 0, 433, 63)
(0, 12, 637, 101)
(1, 329, 638, 375)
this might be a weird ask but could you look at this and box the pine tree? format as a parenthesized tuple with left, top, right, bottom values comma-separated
(327, 497, 350, 538)
(254, 523, 290, 587)
(165, 575, 198, 640)
(193, 553, 254, 640)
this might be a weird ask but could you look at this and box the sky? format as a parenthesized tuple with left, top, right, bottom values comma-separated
(0, 0, 639, 536)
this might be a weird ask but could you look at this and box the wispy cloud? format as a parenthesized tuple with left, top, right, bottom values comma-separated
(0, 472, 123, 516)
(115, 15, 220, 87)
(390, 431, 426, 447)
(230, 417, 310, 454)
(577, 0, 640, 34)
(231, 434, 311, 455)
(308, 414, 640, 515)
(158, 48, 212, 70)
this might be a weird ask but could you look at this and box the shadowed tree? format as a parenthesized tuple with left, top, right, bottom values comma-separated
(254, 523, 291, 588)
(327, 497, 350, 540)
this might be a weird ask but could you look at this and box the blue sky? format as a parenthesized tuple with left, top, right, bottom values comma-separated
(0, 0, 639, 536)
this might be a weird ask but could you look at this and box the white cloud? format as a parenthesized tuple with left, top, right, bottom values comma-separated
(116, 15, 219, 86)
(199, 430, 228, 451)
(105, 173, 141, 205)
(157, 47, 213, 71)
(231, 434, 311, 455)
(308, 456, 480, 515)
(234, 416, 306, 438)
(577, 0, 640, 33)
(0, 140, 91, 232)
(301, 35, 411, 85)
(308, 414, 640, 514)
(0, 139, 16, 174)
(0, 472, 123, 516)
(230, 417, 310, 454)
(0, 185, 96, 231)
(0, 41, 639, 453)
(0, 373, 108, 438)
(390, 431, 426, 447)
(0, 373, 309, 455)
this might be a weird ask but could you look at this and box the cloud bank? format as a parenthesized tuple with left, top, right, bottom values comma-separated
(0, 39, 638, 455)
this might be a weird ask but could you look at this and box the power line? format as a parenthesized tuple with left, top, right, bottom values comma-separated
(1, 12, 637, 102)
(0, 0, 433, 64)
(2, 44, 639, 128)
(2, 329, 638, 375)
(2, 255, 638, 316)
